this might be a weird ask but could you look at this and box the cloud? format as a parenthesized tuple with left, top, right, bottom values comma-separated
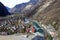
(0, 0, 30, 8)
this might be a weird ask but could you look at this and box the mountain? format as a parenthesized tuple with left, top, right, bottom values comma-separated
(0, 2, 10, 17)
(9, 3, 28, 13)
(6, 6, 10, 11)
(32, 0, 60, 39)
(9, 0, 42, 14)
(29, 0, 39, 5)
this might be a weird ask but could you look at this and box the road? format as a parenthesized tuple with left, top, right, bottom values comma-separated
(0, 34, 35, 40)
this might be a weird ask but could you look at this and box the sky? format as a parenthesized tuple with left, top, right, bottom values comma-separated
(0, 0, 30, 8)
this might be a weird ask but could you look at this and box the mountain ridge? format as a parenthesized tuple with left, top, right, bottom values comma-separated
(0, 2, 10, 17)
(9, 0, 42, 14)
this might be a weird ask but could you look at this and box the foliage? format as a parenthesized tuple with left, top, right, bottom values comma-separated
(21, 29, 25, 33)
(47, 35, 53, 40)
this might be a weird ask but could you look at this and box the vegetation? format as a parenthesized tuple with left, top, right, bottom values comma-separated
(47, 34, 53, 40)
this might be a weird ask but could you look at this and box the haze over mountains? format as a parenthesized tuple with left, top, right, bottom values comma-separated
(6, 6, 10, 11)
(9, 0, 43, 14)
(0, 0, 43, 16)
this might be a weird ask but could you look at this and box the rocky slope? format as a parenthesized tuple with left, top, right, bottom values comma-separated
(9, 0, 43, 15)
(5, 6, 10, 11)
(32, 0, 60, 39)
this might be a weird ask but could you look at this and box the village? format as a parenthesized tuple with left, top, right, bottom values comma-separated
(0, 16, 44, 37)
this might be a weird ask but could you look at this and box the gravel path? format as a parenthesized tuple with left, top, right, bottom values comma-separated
(0, 34, 35, 40)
